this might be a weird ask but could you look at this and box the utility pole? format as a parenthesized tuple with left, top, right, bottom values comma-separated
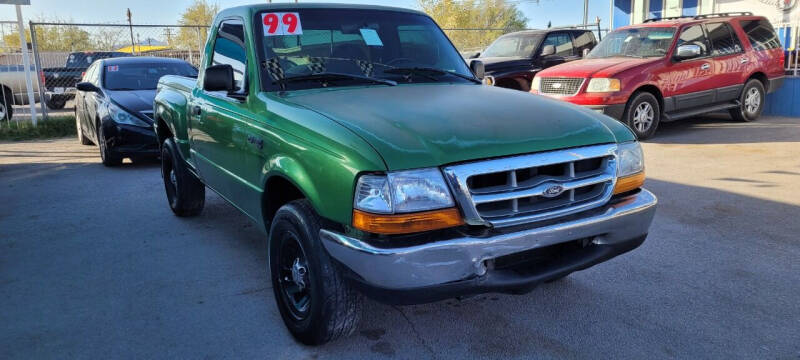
(583, 0, 589, 25)
(14, 3, 37, 125)
(127, 8, 135, 55)
(164, 28, 173, 45)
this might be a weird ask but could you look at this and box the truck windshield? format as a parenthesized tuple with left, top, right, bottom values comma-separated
(481, 33, 542, 58)
(104, 63, 198, 91)
(256, 9, 475, 91)
(587, 27, 675, 59)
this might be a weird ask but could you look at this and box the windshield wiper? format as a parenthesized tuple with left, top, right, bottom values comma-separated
(384, 67, 481, 84)
(277, 72, 396, 88)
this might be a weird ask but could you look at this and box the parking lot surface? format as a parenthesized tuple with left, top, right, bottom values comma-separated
(1, 115, 799, 359)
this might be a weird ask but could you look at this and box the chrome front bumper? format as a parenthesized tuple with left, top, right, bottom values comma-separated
(321, 189, 657, 292)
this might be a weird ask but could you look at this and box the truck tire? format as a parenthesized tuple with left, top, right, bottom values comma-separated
(269, 199, 362, 345)
(160, 138, 205, 217)
(97, 122, 123, 166)
(46, 97, 67, 110)
(0, 89, 12, 121)
(729, 79, 764, 122)
(622, 92, 660, 140)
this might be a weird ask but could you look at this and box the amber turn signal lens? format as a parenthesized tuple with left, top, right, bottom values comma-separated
(353, 208, 464, 235)
(613, 171, 646, 195)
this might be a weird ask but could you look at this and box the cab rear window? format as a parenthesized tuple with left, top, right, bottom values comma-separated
(739, 19, 781, 51)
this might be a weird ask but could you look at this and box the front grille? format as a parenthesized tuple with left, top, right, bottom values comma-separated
(539, 77, 584, 96)
(443, 144, 617, 228)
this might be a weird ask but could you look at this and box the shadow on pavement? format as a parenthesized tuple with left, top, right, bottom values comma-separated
(645, 114, 800, 145)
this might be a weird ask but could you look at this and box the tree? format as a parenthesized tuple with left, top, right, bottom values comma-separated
(418, 0, 528, 52)
(91, 27, 126, 51)
(1, 30, 31, 52)
(175, 0, 219, 51)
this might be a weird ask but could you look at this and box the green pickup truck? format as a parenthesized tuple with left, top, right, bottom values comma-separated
(154, 4, 657, 345)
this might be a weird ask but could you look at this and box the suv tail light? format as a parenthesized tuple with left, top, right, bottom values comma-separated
(39, 70, 45, 85)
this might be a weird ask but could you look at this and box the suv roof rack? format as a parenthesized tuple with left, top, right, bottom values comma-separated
(643, 12, 753, 23)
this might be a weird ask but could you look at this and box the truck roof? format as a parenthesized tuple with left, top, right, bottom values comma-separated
(616, 13, 767, 31)
(217, 3, 427, 19)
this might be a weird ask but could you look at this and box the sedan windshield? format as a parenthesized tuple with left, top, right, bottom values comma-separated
(104, 63, 198, 90)
(587, 27, 675, 59)
(256, 9, 475, 91)
(481, 33, 542, 58)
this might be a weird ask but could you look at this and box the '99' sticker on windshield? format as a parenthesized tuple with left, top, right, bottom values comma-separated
(262, 12, 303, 36)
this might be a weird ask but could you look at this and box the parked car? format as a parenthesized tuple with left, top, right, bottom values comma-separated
(0, 65, 40, 120)
(41, 51, 130, 110)
(470, 28, 597, 91)
(75, 57, 197, 166)
(531, 12, 785, 139)
(154, 4, 657, 345)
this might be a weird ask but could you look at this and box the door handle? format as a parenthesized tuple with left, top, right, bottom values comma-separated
(191, 105, 202, 116)
(740, 58, 749, 64)
(700, 63, 710, 70)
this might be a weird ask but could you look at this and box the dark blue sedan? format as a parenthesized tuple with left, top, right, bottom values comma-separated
(75, 57, 197, 166)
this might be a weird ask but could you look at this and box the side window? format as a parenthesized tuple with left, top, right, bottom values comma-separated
(677, 25, 710, 58)
(91, 64, 102, 85)
(573, 32, 596, 55)
(739, 19, 781, 51)
(706, 22, 743, 56)
(82, 63, 95, 82)
(542, 32, 573, 56)
(210, 19, 247, 94)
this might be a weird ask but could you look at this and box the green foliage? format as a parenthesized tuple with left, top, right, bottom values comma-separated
(0, 116, 76, 141)
(32, 21, 92, 52)
(176, 0, 219, 51)
(418, 0, 529, 52)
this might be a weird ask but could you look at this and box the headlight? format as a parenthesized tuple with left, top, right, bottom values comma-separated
(586, 78, 621, 93)
(354, 168, 454, 214)
(352, 168, 462, 234)
(108, 102, 149, 127)
(531, 76, 541, 92)
(614, 141, 645, 194)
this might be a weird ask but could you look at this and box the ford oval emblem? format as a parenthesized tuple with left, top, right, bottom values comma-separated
(542, 184, 565, 198)
(552, 83, 562, 89)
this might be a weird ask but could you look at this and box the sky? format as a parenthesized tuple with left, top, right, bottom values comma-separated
(1, 0, 612, 30)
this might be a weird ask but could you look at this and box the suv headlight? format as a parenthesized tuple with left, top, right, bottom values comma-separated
(108, 102, 149, 127)
(613, 141, 645, 194)
(353, 168, 462, 234)
(531, 76, 541, 92)
(586, 78, 621, 93)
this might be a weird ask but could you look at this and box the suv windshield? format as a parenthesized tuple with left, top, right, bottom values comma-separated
(481, 33, 543, 58)
(587, 27, 675, 59)
(256, 9, 475, 91)
(104, 62, 198, 90)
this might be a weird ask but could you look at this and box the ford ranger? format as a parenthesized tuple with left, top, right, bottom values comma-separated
(154, 4, 657, 345)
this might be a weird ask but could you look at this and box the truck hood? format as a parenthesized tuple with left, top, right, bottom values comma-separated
(476, 56, 532, 73)
(285, 84, 628, 170)
(537, 57, 661, 78)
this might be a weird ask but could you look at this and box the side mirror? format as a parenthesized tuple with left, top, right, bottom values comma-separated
(470, 60, 485, 80)
(76, 82, 99, 92)
(203, 64, 234, 92)
(674, 44, 702, 60)
(541, 45, 556, 56)
(582, 48, 591, 57)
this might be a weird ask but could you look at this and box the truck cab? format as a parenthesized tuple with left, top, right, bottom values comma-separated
(471, 28, 597, 91)
(154, 4, 656, 345)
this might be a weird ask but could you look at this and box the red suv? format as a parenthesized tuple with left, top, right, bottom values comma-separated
(531, 12, 785, 139)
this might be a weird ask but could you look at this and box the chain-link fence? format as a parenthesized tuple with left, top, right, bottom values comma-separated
(29, 22, 209, 116)
(1, 20, 40, 124)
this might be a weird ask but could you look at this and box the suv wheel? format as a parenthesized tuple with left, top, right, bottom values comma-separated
(160, 138, 205, 216)
(269, 199, 362, 345)
(730, 79, 764, 122)
(623, 92, 661, 140)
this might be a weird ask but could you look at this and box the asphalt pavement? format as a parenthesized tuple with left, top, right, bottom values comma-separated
(1, 115, 799, 359)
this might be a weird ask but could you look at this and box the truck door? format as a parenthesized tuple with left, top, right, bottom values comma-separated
(538, 31, 578, 68)
(189, 18, 264, 219)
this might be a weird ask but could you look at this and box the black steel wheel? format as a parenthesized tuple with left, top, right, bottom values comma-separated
(97, 122, 122, 166)
(160, 137, 205, 217)
(269, 200, 362, 345)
